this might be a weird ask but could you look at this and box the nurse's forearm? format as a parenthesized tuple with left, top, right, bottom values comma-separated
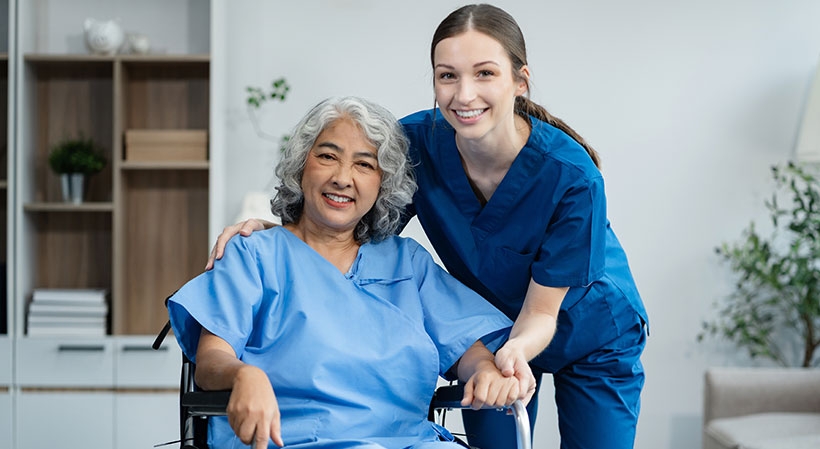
(506, 310, 557, 360)
(506, 280, 567, 360)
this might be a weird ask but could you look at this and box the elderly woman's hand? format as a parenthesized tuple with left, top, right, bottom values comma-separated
(205, 219, 276, 270)
(227, 364, 284, 448)
(461, 359, 523, 410)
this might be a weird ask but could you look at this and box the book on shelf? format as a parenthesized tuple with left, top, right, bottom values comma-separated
(27, 315, 107, 325)
(27, 313, 108, 336)
(27, 325, 107, 337)
(32, 288, 107, 303)
(28, 301, 108, 316)
(26, 288, 110, 336)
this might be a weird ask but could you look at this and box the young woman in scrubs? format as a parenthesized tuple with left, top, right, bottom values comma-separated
(209, 5, 648, 449)
(171, 96, 534, 449)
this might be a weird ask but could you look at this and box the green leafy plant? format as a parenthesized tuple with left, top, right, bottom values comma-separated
(246, 77, 291, 153)
(48, 137, 107, 175)
(699, 162, 820, 367)
(246, 77, 290, 108)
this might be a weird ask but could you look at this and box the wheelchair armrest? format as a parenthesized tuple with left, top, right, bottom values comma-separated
(431, 384, 528, 412)
(430, 384, 466, 410)
(182, 390, 231, 417)
(431, 384, 532, 449)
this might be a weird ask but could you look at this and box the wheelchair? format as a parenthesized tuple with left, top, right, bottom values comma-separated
(153, 320, 531, 449)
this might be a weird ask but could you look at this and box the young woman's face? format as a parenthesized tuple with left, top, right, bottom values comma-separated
(299, 117, 382, 236)
(433, 30, 528, 142)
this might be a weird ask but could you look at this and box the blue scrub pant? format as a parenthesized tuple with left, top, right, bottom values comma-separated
(461, 316, 646, 449)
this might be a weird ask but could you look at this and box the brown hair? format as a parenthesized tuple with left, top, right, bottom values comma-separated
(431, 4, 601, 168)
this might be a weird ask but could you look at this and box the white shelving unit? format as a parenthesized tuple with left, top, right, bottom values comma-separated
(1, 0, 14, 447)
(6, 2, 219, 448)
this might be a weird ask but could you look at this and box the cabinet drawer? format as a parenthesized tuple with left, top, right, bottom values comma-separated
(0, 391, 11, 449)
(16, 337, 115, 386)
(115, 336, 181, 387)
(17, 390, 114, 449)
(0, 337, 11, 384)
(115, 391, 179, 449)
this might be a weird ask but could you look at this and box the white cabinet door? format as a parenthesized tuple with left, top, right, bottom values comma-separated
(115, 336, 181, 387)
(0, 390, 11, 449)
(0, 336, 11, 384)
(115, 391, 179, 449)
(113, 337, 181, 449)
(15, 337, 114, 386)
(16, 390, 114, 449)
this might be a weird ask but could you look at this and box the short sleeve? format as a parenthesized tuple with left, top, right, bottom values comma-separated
(409, 242, 513, 377)
(167, 235, 266, 362)
(533, 173, 607, 288)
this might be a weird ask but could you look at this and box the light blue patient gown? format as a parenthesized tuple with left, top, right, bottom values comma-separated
(168, 227, 512, 449)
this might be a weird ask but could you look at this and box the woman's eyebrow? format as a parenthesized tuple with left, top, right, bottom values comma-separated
(316, 141, 342, 151)
(316, 142, 377, 161)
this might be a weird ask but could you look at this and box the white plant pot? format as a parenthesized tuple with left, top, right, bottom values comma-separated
(61, 173, 86, 204)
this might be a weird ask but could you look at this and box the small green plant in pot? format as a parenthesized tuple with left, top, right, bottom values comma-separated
(699, 162, 820, 367)
(48, 137, 107, 203)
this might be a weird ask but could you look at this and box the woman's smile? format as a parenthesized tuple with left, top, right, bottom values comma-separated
(323, 192, 354, 206)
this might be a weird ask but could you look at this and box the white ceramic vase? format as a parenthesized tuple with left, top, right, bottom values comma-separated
(83, 18, 124, 56)
(61, 173, 86, 204)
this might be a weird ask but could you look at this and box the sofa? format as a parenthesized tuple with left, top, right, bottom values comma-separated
(703, 367, 820, 449)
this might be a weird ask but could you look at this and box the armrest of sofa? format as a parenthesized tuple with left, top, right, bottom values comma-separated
(703, 367, 820, 423)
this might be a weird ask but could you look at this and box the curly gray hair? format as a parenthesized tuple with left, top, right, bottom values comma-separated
(270, 96, 417, 243)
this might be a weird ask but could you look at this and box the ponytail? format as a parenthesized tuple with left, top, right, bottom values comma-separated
(515, 96, 601, 169)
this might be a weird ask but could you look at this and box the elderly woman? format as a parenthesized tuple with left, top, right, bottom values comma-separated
(167, 97, 532, 449)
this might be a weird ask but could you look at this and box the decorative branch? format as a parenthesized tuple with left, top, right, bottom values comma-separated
(245, 77, 291, 152)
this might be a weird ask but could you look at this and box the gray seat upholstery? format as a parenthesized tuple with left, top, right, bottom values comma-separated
(703, 367, 820, 449)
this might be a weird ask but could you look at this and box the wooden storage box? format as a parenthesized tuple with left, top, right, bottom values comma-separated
(124, 130, 208, 162)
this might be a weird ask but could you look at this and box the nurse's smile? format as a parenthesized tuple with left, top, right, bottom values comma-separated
(454, 108, 488, 124)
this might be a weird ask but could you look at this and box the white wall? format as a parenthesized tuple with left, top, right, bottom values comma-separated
(211, 1, 820, 448)
(24, 0, 208, 54)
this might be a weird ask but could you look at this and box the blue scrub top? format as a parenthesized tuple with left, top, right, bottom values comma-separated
(168, 227, 512, 449)
(400, 109, 648, 371)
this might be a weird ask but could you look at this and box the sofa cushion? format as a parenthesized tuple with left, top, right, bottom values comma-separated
(744, 434, 820, 449)
(705, 412, 820, 449)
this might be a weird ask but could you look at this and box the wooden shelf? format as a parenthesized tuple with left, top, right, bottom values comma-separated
(25, 53, 117, 63)
(24, 54, 209, 63)
(118, 54, 210, 63)
(24, 202, 114, 213)
(120, 161, 209, 170)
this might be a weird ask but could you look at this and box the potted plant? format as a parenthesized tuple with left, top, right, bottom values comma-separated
(699, 162, 820, 367)
(48, 137, 107, 203)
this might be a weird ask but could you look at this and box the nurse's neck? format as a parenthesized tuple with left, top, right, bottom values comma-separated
(285, 222, 360, 274)
(455, 113, 530, 204)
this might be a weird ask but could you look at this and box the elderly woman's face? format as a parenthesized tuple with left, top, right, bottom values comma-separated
(300, 117, 382, 236)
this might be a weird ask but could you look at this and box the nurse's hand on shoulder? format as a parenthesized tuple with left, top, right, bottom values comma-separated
(495, 344, 537, 404)
(228, 364, 285, 448)
(206, 218, 277, 270)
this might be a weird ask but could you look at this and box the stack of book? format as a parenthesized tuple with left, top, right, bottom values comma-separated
(27, 288, 109, 337)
